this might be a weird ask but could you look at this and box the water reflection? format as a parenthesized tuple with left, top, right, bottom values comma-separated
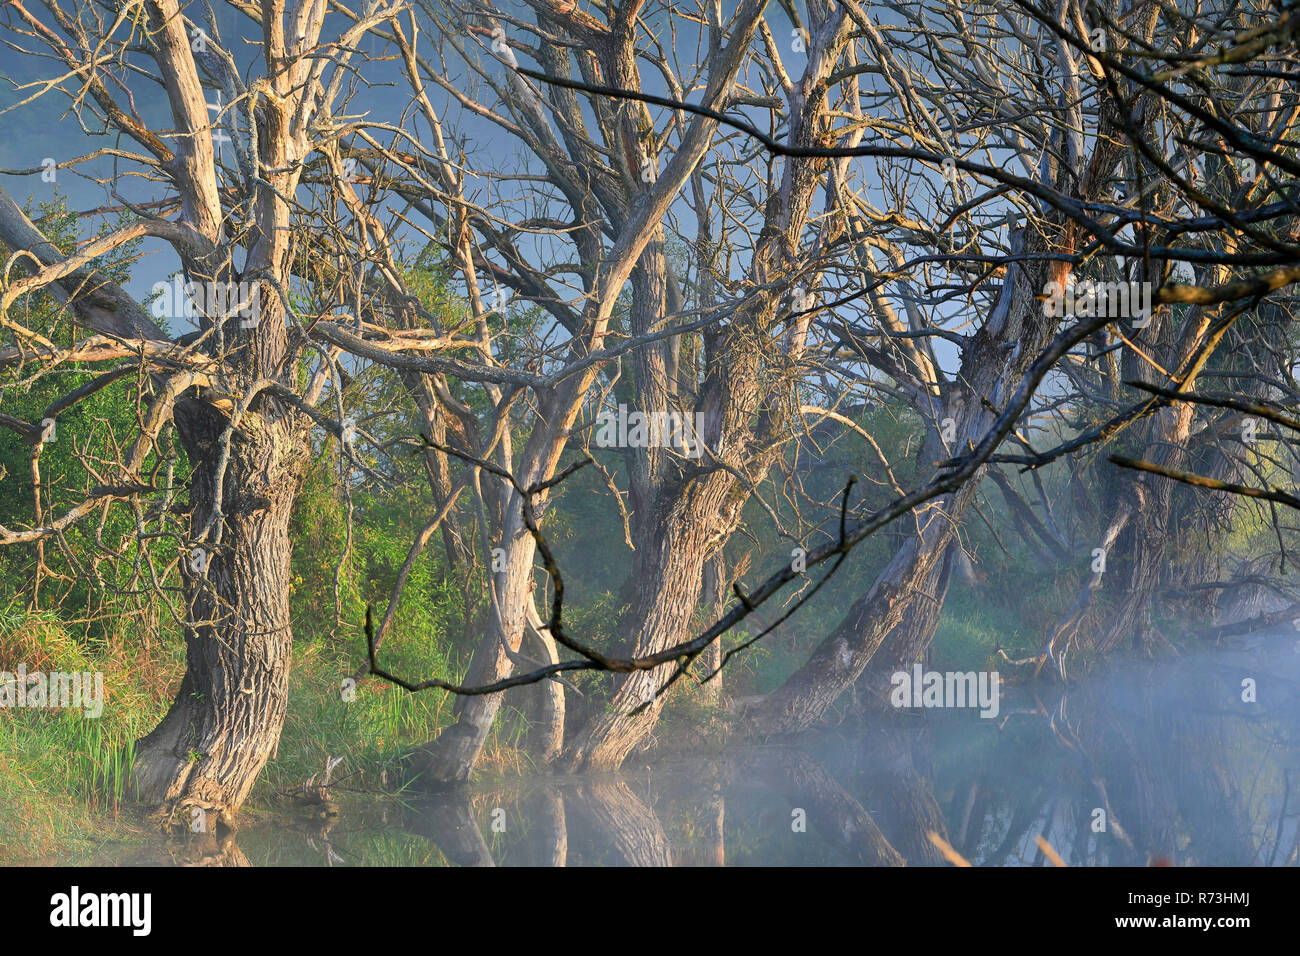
(138, 634, 1300, 866)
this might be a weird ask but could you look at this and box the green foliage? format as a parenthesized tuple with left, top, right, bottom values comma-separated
(0, 194, 182, 645)
(4, 197, 1296, 867)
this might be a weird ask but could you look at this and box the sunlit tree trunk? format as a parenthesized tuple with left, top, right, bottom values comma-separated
(405, 508, 537, 786)
(564, 4, 856, 767)
(133, 298, 307, 829)
(747, 222, 1090, 732)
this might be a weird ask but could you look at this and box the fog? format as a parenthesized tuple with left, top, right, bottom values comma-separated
(92, 630, 1298, 867)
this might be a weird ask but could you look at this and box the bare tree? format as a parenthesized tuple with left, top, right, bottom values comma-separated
(0, 0, 540, 823)
(3, 0, 1298, 824)
(365, 0, 1300, 767)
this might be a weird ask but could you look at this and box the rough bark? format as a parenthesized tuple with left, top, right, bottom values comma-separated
(854, 540, 958, 709)
(403, 0, 770, 787)
(133, 387, 305, 830)
(744, 481, 980, 734)
(745, 42, 1136, 726)
(564, 4, 857, 768)
(562, 471, 742, 769)
(699, 552, 728, 703)
(403, 511, 537, 787)
(522, 599, 566, 763)
(746, 220, 1087, 733)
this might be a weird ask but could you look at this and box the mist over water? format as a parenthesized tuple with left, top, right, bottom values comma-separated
(101, 631, 1299, 867)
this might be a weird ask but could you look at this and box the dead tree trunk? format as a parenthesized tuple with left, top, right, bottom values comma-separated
(563, 472, 743, 769)
(133, 353, 306, 829)
(746, 218, 1098, 733)
(745, 480, 982, 734)
(855, 540, 959, 709)
(404, 506, 537, 787)
(564, 4, 858, 768)
(700, 552, 729, 703)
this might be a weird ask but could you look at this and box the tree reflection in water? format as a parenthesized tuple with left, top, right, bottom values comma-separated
(155, 635, 1298, 867)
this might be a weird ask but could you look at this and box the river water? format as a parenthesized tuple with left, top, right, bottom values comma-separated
(111, 632, 1300, 866)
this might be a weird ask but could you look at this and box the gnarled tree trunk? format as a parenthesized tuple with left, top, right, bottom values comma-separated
(746, 217, 1092, 733)
(562, 473, 741, 770)
(133, 395, 305, 831)
(854, 540, 958, 709)
(745, 480, 981, 734)
(403, 494, 539, 787)
(564, 3, 858, 768)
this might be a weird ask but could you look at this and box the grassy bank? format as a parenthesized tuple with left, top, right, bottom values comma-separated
(0, 604, 528, 863)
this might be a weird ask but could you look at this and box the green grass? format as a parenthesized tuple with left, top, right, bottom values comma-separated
(931, 586, 1038, 671)
(259, 628, 465, 798)
(0, 603, 478, 862)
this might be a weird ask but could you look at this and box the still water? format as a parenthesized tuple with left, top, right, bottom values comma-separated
(113, 633, 1300, 865)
